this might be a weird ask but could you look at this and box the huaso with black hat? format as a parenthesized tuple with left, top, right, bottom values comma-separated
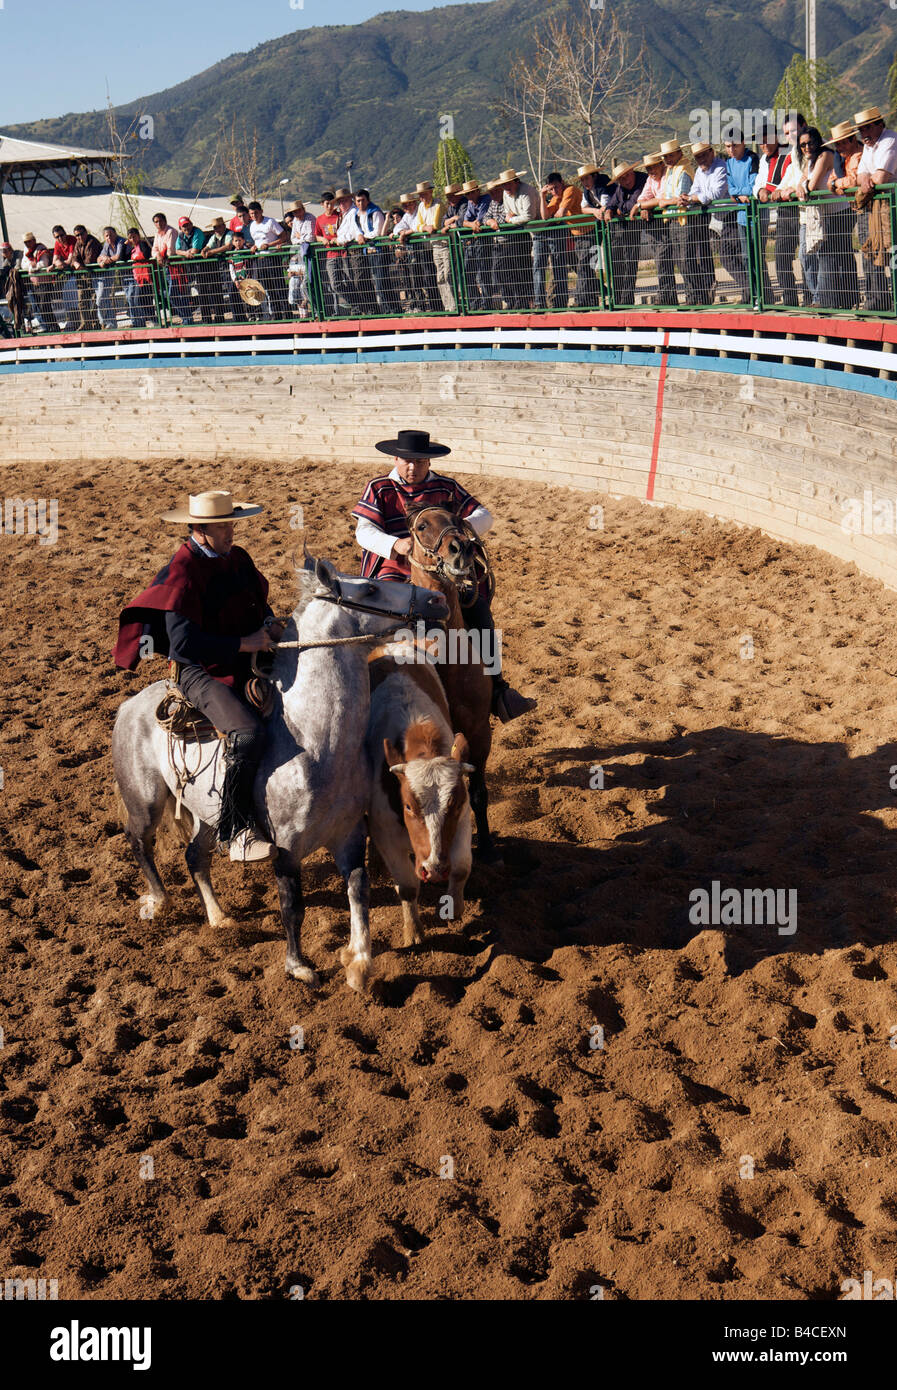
(352, 430, 536, 722)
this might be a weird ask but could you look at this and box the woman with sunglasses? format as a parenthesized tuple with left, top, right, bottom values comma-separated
(796, 127, 831, 305)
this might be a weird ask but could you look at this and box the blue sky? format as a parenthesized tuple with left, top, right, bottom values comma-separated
(0, 0, 491, 125)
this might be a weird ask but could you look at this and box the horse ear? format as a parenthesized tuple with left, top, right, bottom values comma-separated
(384, 737, 405, 776)
(301, 542, 316, 573)
(315, 557, 336, 589)
(450, 733, 470, 764)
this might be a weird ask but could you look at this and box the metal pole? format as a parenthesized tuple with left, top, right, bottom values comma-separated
(0, 185, 8, 244)
(806, 0, 817, 118)
(346, 160, 354, 195)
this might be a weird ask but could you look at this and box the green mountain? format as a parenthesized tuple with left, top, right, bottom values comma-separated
(5, 0, 893, 202)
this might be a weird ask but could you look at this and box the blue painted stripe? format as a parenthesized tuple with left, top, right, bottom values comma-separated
(2, 343, 897, 401)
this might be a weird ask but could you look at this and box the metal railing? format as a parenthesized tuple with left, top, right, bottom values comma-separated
(3, 188, 895, 339)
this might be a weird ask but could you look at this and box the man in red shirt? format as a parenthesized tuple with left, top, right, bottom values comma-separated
(314, 189, 348, 315)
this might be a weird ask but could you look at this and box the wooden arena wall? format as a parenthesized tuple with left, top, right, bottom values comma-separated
(3, 313, 897, 588)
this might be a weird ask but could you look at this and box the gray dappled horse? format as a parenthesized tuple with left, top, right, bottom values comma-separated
(112, 558, 449, 991)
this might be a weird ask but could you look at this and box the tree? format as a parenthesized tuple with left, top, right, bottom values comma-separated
(772, 55, 849, 133)
(217, 119, 275, 203)
(498, 0, 672, 186)
(104, 99, 149, 235)
(888, 50, 897, 126)
(432, 134, 474, 190)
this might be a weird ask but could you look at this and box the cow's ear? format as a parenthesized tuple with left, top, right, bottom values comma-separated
(450, 732, 471, 763)
(384, 737, 405, 775)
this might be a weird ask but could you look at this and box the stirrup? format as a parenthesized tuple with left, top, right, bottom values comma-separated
(229, 829, 275, 863)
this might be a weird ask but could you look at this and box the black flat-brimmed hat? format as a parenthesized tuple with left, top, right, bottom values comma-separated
(375, 428, 451, 459)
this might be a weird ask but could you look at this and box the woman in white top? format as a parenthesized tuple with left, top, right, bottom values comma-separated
(796, 127, 832, 306)
(285, 201, 316, 316)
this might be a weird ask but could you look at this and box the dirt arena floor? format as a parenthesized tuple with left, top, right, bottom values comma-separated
(3, 455, 897, 1301)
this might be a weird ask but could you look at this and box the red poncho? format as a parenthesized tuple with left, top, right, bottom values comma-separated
(113, 540, 269, 686)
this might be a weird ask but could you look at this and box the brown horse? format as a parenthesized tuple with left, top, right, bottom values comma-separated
(405, 504, 499, 861)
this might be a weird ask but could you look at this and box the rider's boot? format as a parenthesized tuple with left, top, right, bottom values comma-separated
(218, 729, 275, 863)
(490, 675, 538, 723)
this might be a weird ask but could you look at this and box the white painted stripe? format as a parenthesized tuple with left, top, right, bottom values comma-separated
(0, 324, 892, 373)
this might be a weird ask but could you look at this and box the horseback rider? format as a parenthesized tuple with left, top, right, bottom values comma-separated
(352, 428, 536, 722)
(113, 490, 282, 863)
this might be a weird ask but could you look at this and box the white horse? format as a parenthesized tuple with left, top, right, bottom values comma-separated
(112, 557, 449, 991)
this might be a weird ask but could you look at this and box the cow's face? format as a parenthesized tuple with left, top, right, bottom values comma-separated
(385, 731, 473, 881)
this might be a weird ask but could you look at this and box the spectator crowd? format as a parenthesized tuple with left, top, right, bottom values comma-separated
(2, 103, 896, 336)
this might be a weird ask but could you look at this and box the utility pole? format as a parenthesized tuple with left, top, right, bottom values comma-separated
(806, 0, 817, 118)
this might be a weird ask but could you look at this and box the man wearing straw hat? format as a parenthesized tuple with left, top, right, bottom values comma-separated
(493, 167, 537, 309)
(678, 141, 727, 304)
(459, 178, 493, 310)
(573, 162, 613, 307)
(400, 180, 444, 313)
(600, 159, 647, 305)
(853, 107, 897, 311)
(113, 490, 283, 862)
(436, 182, 467, 312)
(635, 151, 676, 305)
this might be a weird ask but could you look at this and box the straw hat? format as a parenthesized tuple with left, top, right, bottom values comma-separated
(285, 201, 307, 215)
(824, 120, 859, 148)
(333, 187, 352, 199)
(461, 179, 481, 194)
(23, 232, 37, 243)
(577, 163, 602, 179)
(444, 182, 463, 195)
(160, 490, 264, 524)
(205, 216, 227, 232)
(691, 141, 714, 157)
(399, 192, 417, 205)
(416, 181, 434, 194)
(637, 153, 663, 170)
(610, 160, 636, 180)
(660, 139, 682, 156)
(497, 167, 527, 183)
(375, 428, 451, 459)
(236, 278, 267, 307)
(854, 107, 884, 127)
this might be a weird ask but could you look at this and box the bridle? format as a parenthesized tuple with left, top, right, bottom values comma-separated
(407, 505, 494, 606)
(265, 575, 448, 659)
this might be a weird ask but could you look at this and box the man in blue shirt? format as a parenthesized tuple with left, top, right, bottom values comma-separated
(461, 178, 494, 310)
(96, 225, 127, 329)
(722, 130, 760, 302)
(171, 215, 207, 322)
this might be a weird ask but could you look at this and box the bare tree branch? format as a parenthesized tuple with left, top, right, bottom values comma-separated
(497, 1, 677, 180)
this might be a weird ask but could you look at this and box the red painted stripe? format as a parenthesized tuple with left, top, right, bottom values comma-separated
(3, 308, 895, 351)
(646, 332, 670, 502)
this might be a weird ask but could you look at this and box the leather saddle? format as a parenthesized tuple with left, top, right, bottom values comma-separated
(154, 663, 276, 741)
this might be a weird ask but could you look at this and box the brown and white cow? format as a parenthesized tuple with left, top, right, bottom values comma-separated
(367, 650, 473, 946)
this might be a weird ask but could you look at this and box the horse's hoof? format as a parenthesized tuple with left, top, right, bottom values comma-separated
(285, 959, 320, 987)
(345, 956, 371, 993)
(209, 914, 238, 930)
(402, 928, 425, 948)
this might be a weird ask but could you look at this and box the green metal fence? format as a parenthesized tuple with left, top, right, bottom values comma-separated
(4, 187, 895, 338)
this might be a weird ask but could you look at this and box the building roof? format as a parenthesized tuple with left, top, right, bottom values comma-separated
(0, 133, 120, 167)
